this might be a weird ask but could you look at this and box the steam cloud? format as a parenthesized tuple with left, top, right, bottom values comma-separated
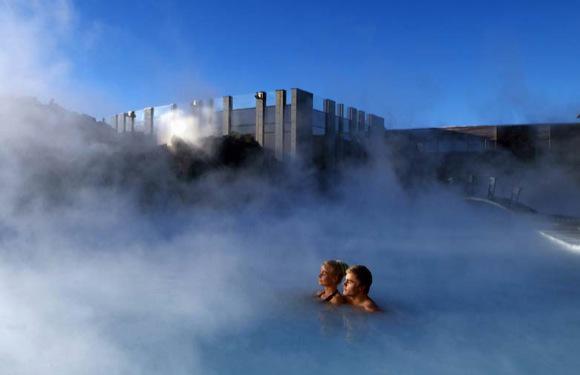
(2, 98, 580, 374)
(2, 2, 580, 374)
(157, 108, 219, 147)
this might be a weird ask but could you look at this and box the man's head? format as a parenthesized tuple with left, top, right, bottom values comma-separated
(343, 265, 373, 297)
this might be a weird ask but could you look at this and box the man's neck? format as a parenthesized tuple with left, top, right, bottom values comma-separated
(350, 293, 368, 305)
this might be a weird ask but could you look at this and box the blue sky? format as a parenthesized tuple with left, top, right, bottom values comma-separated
(2, 0, 580, 127)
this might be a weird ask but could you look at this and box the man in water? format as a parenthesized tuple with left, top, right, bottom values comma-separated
(343, 265, 380, 312)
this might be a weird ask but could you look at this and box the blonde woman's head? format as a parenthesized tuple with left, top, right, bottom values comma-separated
(318, 260, 349, 287)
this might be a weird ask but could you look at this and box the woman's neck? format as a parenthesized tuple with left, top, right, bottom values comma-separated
(321, 286, 337, 296)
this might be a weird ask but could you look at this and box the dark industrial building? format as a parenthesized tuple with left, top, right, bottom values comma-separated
(388, 122, 580, 161)
(445, 122, 580, 164)
(385, 121, 580, 199)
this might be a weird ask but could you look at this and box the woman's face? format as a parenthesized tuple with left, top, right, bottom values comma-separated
(318, 264, 338, 287)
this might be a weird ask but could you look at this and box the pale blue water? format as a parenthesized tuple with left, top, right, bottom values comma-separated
(190, 233, 580, 375)
(1, 187, 580, 374)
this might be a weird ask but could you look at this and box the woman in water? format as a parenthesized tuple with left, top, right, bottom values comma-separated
(316, 260, 349, 305)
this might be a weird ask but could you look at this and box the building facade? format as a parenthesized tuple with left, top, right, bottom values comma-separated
(108, 88, 385, 164)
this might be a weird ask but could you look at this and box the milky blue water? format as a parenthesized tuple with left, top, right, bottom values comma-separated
(1, 179, 580, 374)
(190, 230, 580, 375)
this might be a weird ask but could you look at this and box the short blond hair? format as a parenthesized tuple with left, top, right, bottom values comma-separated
(323, 260, 349, 281)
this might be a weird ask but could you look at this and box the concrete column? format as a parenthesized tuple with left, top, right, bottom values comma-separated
(255, 91, 266, 146)
(206, 98, 214, 128)
(324, 99, 336, 136)
(291, 88, 313, 160)
(275, 89, 286, 161)
(337, 104, 344, 160)
(127, 111, 135, 133)
(120, 113, 127, 133)
(337, 104, 344, 136)
(110, 116, 118, 132)
(192, 100, 202, 128)
(223, 96, 232, 136)
(357, 110, 366, 136)
(144, 107, 154, 135)
(348, 107, 358, 139)
(324, 99, 336, 167)
(367, 114, 385, 137)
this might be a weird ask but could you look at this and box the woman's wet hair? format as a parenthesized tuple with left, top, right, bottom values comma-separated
(346, 265, 373, 294)
(323, 260, 349, 282)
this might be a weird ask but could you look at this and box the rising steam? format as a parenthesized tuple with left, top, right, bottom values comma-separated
(157, 107, 218, 148)
(1, 2, 580, 374)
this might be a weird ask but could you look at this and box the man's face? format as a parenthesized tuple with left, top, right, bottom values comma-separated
(343, 272, 362, 297)
(318, 264, 337, 287)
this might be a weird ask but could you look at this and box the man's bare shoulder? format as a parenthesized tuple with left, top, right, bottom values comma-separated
(361, 298, 381, 313)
